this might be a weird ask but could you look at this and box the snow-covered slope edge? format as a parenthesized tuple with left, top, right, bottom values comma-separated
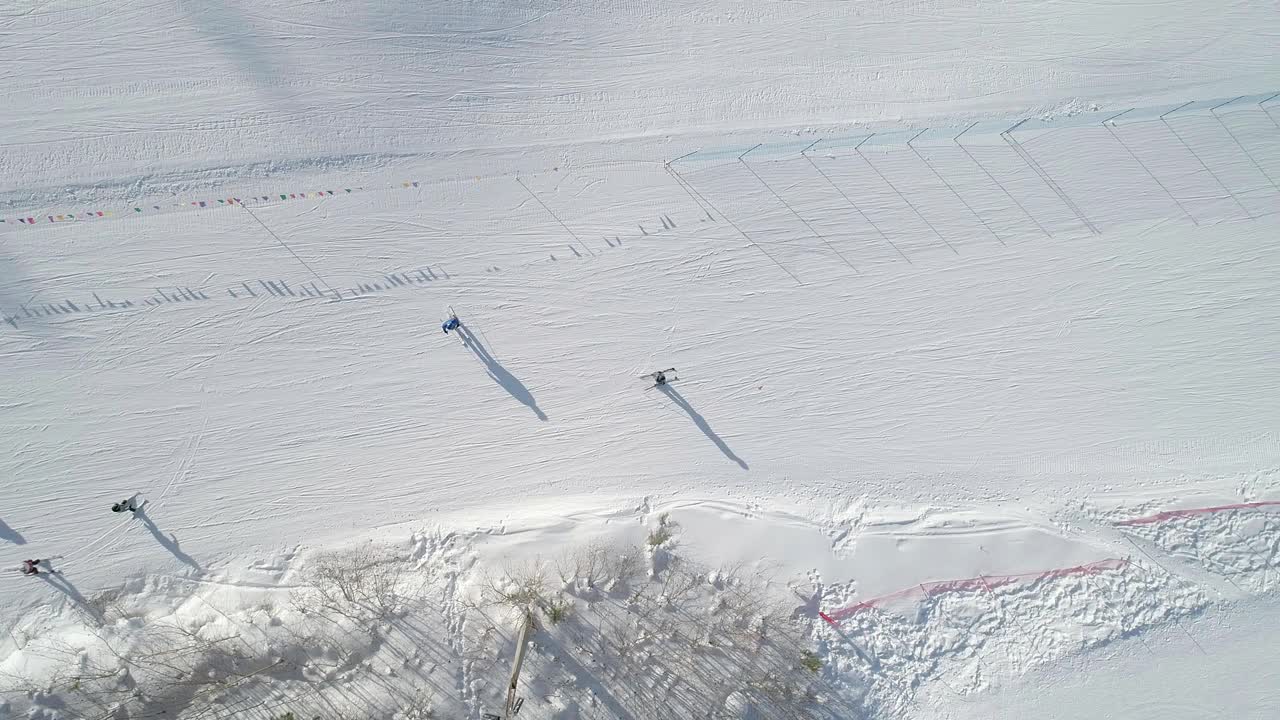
(3, 483, 1276, 719)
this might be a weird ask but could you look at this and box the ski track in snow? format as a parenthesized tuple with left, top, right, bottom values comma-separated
(1, 0, 1279, 717)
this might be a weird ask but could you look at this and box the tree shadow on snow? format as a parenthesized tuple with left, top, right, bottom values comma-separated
(535, 632, 638, 720)
(456, 325, 548, 421)
(181, 2, 300, 111)
(136, 506, 203, 572)
(0, 517, 26, 545)
(658, 385, 748, 470)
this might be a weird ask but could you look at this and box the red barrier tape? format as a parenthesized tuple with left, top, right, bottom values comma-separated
(1115, 501, 1280, 526)
(820, 557, 1129, 625)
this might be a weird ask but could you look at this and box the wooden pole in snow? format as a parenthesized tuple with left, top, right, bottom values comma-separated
(504, 610, 536, 718)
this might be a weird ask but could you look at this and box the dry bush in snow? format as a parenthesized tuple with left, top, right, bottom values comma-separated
(488, 533, 838, 719)
(290, 543, 426, 632)
(0, 613, 285, 720)
(555, 542, 646, 601)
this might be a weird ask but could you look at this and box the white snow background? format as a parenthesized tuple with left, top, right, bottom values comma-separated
(1, 0, 1279, 717)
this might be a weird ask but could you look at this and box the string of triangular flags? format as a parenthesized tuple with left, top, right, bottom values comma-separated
(0, 181, 425, 227)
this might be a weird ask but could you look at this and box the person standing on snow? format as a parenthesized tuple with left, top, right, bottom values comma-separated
(111, 498, 137, 514)
(442, 316, 461, 334)
(648, 368, 676, 386)
(21, 559, 40, 576)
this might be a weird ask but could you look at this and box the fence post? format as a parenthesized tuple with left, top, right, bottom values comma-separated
(801, 153, 912, 264)
(1100, 108, 1134, 125)
(504, 611, 536, 719)
(1001, 127, 1100, 235)
(1260, 92, 1280, 130)
(1103, 121, 1199, 225)
(740, 152, 859, 274)
(1211, 100, 1280, 196)
(1159, 106, 1253, 219)
(955, 122, 1052, 238)
(667, 164, 804, 285)
(516, 176, 595, 256)
(909, 128, 1004, 245)
(856, 134, 958, 254)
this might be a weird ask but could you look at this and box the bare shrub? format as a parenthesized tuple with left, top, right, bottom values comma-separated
(476, 559, 584, 630)
(0, 615, 291, 720)
(481, 560, 550, 611)
(647, 512, 677, 547)
(291, 543, 423, 631)
(392, 690, 438, 719)
(510, 540, 832, 719)
(555, 543, 646, 600)
(800, 651, 822, 673)
(544, 597, 572, 625)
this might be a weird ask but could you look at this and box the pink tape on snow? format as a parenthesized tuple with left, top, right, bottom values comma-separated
(1115, 501, 1280, 526)
(820, 557, 1130, 625)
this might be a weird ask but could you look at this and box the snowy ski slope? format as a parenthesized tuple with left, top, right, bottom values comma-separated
(2, 0, 1280, 717)
(6, 129, 1280, 591)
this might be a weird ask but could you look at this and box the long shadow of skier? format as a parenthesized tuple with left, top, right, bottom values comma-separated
(136, 506, 203, 572)
(36, 561, 103, 623)
(0, 518, 25, 545)
(657, 385, 748, 470)
(456, 325, 548, 421)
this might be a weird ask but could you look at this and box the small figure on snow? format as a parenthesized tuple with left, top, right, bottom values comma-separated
(21, 559, 40, 576)
(642, 367, 677, 386)
(442, 316, 461, 334)
(111, 498, 137, 514)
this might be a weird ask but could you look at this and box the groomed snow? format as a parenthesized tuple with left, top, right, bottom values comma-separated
(2, 0, 1279, 717)
(937, 599, 1280, 720)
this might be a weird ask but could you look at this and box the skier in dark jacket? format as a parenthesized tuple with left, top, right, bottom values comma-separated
(112, 498, 137, 514)
(21, 559, 40, 576)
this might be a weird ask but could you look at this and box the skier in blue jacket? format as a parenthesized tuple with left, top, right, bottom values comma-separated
(442, 316, 461, 334)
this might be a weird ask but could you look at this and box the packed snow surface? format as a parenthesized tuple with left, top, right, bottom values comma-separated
(1, 0, 1279, 717)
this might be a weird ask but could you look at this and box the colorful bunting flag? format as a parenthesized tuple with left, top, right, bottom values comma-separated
(5, 178, 414, 227)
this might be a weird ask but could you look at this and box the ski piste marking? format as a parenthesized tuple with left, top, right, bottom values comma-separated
(1115, 500, 1280, 526)
(5, 93, 1274, 228)
(821, 557, 1132, 624)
